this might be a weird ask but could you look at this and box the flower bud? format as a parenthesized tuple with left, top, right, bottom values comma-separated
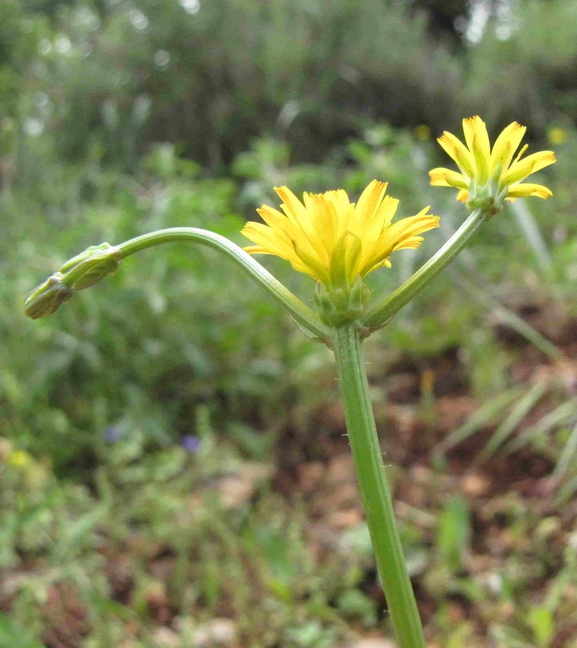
(59, 242, 121, 290)
(24, 272, 73, 319)
(58, 242, 112, 272)
(69, 249, 121, 291)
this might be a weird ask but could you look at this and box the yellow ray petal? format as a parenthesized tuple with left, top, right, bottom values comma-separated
(463, 116, 490, 183)
(501, 151, 556, 185)
(355, 196, 399, 260)
(490, 121, 526, 172)
(328, 189, 354, 240)
(358, 195, 400, 268)
(354, 180, 388, 228)
(256, 206, 299, 246)
(384, 211, 440, 246)
(241, 222, 295, 260)
(243, 245, 272, 254)
(275, 185, 325, 253)
(292, 237, 331, 285)
(437, 132, 475, 177)
(363, 257, 392, 275)
(392, 235, 425, 251)
(373, 195, 399, 228)
(303, 192, 338, 257)
(429, 168, 469, 189)
(362, 210, 439, 274)
(463, 117, 490, 158)
(507, 183, 553, 199)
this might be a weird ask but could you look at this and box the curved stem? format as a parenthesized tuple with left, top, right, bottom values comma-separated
(362, 208, 489, 329)
(117, 227, 329, 339)
(332, 324, 426, 648)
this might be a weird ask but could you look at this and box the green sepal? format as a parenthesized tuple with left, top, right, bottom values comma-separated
(315, 275, 371, 327)
(465, 166, 506, 217)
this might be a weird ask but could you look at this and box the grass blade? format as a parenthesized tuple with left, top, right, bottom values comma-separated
(503, 400, 577, 455)
(508, 201, 552, 271)
(436, 385, 525, 454)
(477, 381, 548, 461)
(553, 420, 577, 480)
(448, 268, 564, 362)
(556, 473, 577, 506)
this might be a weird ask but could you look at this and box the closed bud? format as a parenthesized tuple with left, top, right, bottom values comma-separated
(58, 243, 113, 273)
(58, 242, 121, 291)
(70, 248, 121, 291)
(24, 273, 72, 320)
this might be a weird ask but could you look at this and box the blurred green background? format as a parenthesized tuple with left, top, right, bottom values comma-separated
(2, 0, 577, 646)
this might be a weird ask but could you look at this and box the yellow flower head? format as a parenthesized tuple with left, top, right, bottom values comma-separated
(548, 127, 568, 146)
(241, 181, 439, 290)
(429, 116, 556, 204)
(414, 124, 432, 141)
(6, 450, 32, 468)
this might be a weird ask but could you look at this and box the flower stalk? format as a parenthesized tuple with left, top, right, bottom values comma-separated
(362, 208, 488, 330)
(116, 228, 329, 339)
(332, 323, 426, 648)
(25, 228, 330, 340)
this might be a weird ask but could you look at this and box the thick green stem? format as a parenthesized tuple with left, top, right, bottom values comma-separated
(117, 227, 329, 339)
(362, 208, 489, 329)
(332, 324, 426, 648)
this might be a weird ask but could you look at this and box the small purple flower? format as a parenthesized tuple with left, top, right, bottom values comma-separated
(180, 435, 201, 453)
(104, 425, 122, 443)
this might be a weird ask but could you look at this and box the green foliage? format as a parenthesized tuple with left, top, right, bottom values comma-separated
(0, 614, 43, 648)
(436, 495, 471, 573)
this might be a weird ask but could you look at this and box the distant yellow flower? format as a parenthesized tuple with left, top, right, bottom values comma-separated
(6, 450, 32, 468)
(548, 127, 568, 146)
(430, 116, 556, 204)
(241, 181, 439, 290)
(414, 125, 432, 141)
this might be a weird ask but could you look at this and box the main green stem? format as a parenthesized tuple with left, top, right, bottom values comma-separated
(333, 324, 426, 648)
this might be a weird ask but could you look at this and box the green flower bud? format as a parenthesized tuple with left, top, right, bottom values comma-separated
(24, 272, 72, 320)
(56, 242, 121, 291)
(68, 247, 121, 291)
(58, 242, 114, 272)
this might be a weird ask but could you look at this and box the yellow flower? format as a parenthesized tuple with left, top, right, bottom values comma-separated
(429, 116, 556, 204)
(548, 127, 567, 146)
(241, 181, 439, 290)
(6, 450, 32, 468)
(414, 124, 432, 141)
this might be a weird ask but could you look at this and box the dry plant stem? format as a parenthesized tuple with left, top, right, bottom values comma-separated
(333, 323, 426, 648)
(118, 227, 329, 339)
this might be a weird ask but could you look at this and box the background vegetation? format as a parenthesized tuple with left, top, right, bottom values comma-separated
(2, 0, 577, 645)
